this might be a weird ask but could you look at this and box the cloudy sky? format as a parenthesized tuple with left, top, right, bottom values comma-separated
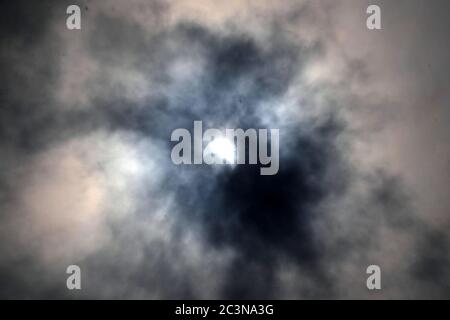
(0, 0, 449, 299)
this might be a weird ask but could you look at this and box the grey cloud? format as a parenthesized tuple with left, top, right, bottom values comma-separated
(0, 0, 449, 299)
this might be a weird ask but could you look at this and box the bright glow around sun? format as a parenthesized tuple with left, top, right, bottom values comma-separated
(206, 137, 236, 164)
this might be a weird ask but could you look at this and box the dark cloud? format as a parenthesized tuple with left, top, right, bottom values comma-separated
(0, 0, 449, 299)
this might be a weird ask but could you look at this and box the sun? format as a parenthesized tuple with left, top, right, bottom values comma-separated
(206, 137, 236, 164)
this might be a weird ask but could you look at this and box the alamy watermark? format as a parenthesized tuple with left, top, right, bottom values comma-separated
(366, 265, 382, 290)
(66, 4, 381, 31)
(170, 121, 280, 175)
(66, 265, 81, 290)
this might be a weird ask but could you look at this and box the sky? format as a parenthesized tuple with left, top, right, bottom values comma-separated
(0, 0, 449, 299)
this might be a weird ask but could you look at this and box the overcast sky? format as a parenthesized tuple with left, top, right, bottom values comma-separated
(0, 0, 449, 299)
